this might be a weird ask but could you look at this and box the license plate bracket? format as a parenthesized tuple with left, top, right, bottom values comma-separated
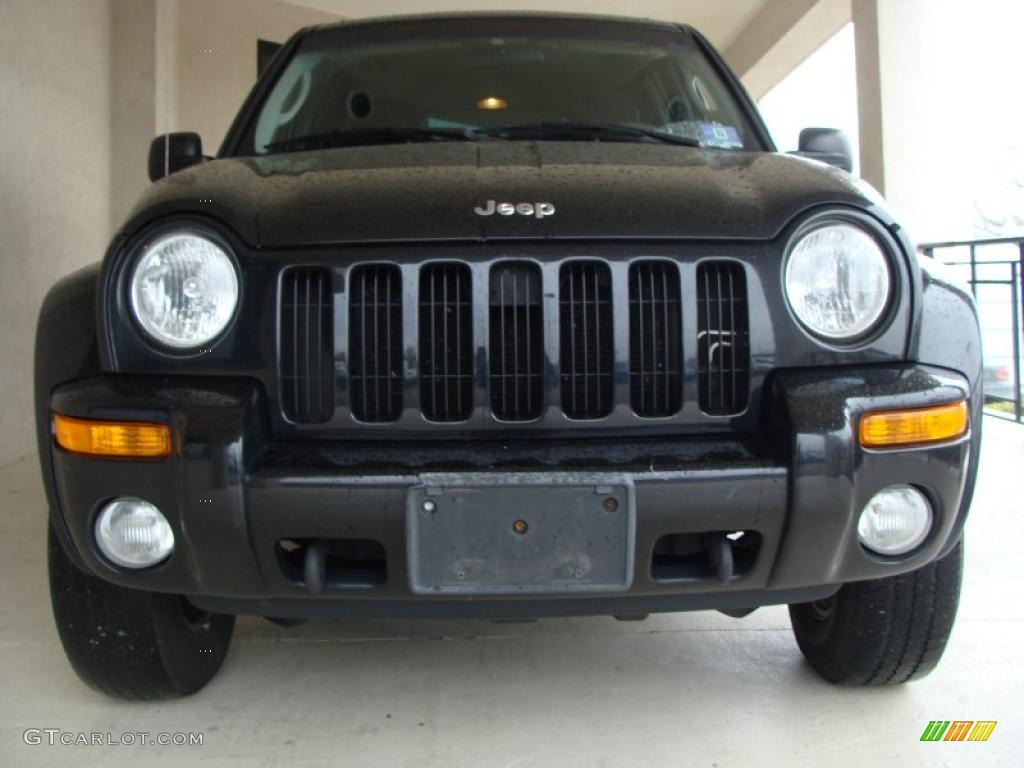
(407, 475, 635, 595)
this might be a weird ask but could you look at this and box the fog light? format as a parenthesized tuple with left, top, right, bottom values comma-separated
(95, 498, 174, 568)
(857, 485, 932, 556)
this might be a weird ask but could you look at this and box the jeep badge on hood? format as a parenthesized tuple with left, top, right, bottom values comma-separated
(475, 200, 556, 218)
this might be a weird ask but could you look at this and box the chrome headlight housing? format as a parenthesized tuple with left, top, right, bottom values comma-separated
(129, 231, 239, 349)
(784, 220, 891, 341)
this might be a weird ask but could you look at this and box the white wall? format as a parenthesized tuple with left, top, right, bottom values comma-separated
(0, 0, 113, 467)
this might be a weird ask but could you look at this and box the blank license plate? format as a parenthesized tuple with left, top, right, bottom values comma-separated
(407, 479, 635, 595)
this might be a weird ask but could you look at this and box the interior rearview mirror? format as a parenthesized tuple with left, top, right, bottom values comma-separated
(148, 132, 205, 182)
(791, 127, 853, 173)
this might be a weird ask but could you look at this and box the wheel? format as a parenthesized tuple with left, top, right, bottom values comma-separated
(47, 522, 235, 699)
(789, 538, 963, 685)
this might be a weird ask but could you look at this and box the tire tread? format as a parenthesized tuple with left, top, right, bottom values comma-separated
(789, 539, 963, 685)
(48, 524, 234, 699)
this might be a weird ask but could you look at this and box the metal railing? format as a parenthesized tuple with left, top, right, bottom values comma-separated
(920, 236, 1024, 423)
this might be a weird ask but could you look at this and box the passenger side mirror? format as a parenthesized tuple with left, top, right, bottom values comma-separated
(148, 132, 205, 182)
(791, 127, 853, 173)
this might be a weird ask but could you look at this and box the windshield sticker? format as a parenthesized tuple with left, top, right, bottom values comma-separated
(662, 121, 743, 149)
(696, 122, 743, 149)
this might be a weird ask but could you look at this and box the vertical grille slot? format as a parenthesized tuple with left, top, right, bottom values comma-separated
(419, 263, 473, 422)
(349, 265, 403, 422)
(629, 261, 682, 417)
(559, 261, 614, 419)
(697, 261, 750, 415)
(280, 267, 334, 424)
(489, 263, 543, 421)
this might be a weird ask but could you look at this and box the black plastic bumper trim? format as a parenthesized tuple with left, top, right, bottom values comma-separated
(188, 584, 839, 621)
(44, 363, 977, 615)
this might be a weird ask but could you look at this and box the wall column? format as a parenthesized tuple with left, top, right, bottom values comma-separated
(110, 0, 158, 229)
(851, 0, 883, 194)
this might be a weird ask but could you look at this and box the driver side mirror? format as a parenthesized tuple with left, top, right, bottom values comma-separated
(791, 127, 853, 173)
(148, 132, 206, 182)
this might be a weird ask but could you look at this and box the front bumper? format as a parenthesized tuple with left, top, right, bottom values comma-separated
(45, 364, 976, 620)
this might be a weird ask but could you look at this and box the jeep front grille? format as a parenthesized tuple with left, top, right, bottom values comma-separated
(697, 261, 750, 415)
(277, 258, 752, 430)
(490, 263, 544, 421)
(280, 267, 334, 424)
(349, 265, 403, 422)
(419, 263, 473, 422)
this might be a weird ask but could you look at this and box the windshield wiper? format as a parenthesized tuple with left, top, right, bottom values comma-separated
(263, 121, 703, 153)
(263, 126, 481, 153)
(481, 120, 702, 147)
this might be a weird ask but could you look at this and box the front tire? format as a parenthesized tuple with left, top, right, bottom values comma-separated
(48, 522, 235, 699)
(789, 538, 963, 685)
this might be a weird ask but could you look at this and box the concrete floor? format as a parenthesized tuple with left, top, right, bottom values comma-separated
(1, 419, 1021, 767)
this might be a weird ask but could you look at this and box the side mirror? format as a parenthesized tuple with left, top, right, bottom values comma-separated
(148, 132, 205, 182)
(792, 127, 853, 173)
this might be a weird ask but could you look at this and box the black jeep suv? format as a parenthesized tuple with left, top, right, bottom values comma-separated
(37, 13, 981, 699)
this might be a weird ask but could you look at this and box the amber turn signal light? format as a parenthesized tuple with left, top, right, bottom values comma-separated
(53, 413, 171, 459)
(859, 400, 968, 449)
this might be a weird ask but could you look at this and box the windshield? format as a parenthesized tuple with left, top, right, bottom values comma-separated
(236, 18, 763, 156)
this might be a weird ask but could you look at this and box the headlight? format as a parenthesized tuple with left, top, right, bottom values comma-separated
(784, 221, 891, 340)
(130, 232, 239, 349)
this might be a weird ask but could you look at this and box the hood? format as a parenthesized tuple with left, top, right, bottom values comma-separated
(124, 142, 874, 247)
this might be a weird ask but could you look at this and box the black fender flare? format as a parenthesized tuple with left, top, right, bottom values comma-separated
(911, 255, 984, 557)
(911, 255, 983, 391)
(34, 261, 106, 569)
